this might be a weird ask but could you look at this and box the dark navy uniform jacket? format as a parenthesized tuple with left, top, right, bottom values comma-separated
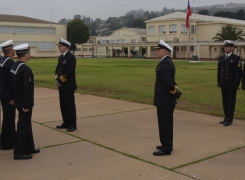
(217, 53, 242, 88)
(0, 56, 15, 102)
(242, 62, 245, 88)
(55, 51, 77, 91)
(154, 56, 177, 107)
(11, 61, 34, 109)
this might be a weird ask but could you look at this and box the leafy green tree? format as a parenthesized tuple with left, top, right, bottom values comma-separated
(115, 49, 122, 57)
(126, 18, 145, 28)
(198, 9, 209, 15)
(214, 11, 235, 19)
(212, 24, 245, 41)
(67, 19, 90, 53)
(58, 18, 68, 24)
(236, 9, 245, 20)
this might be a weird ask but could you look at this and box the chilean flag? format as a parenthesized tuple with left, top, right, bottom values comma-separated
(186, 0, 192, 28)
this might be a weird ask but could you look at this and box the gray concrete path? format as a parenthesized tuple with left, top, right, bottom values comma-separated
(1, 87, 245, 180)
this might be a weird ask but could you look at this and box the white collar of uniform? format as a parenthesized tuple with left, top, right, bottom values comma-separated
(160, 55, 169, 62)
(63, 50, 69, 56)
(226, 52, 232, 58)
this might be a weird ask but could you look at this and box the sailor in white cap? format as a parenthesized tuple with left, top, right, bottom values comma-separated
(153, 40, 181, 156)
(11, 44, 40, 160)
(218, 40, 242, 126)
(55, 38, 77, 132)
(0, 40, 16, 150)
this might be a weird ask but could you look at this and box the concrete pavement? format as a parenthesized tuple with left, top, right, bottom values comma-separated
(0, 87, 245, 180)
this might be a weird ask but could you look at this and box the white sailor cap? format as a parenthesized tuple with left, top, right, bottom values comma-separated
(57, 38, 71, 47)
(153, 40, 173, 51)
(224, 40, 235, 47)
(0, 40, 13, 49)
(13, 43, 30, 53)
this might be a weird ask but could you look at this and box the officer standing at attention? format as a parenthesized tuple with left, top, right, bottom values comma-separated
(242, 57, 245, 90)
(153, 40, 180, 156)
(218, 40, 242, 126)
(11, 44, 40, 160)
(0, 40, 16, 150)
(55, 38, 77, 132)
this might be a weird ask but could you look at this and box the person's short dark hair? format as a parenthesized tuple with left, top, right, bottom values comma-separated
(16, 52, 27, 58)
(2, 47, 12, 55)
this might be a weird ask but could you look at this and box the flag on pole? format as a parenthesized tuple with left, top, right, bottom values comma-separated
(186, 0, 192, 28)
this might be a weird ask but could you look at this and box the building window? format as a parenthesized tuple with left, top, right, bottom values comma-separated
(181, 46, 187, 51)
(76, 48, 81, 51)
(89, 40, 94, 43)
(131, 39, 136, 43)
(116, 39, 120, 43)
(159, 25, 165, 34)
(89, 48, 92, 51)
(40, 27, 55, 34)
(148, 26, 155, 35)
(14, 41, 39, 48)
(111, 40, 115, 44)
(39, 42, 55, 51)
(121, 39, 125, 43)
(141, 37, 146, 41)
(83, 48, 88, 51)
(13, 26, 39, 34)
(191, 25, 196, 33)
(190, 46, 194, 52)
(0, 26, 12, 33)
(169, 24, 177, 33)
(101, 40, 106, 44)
(181, 25, 188, 33)
(97, 41, 101, 44)
(106, 40, 110, 44)
(222, 48, 224, 52)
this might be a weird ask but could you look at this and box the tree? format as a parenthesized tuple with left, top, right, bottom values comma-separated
(58, 18, 68, 24)
(236, 9, 245, 20)
(212, 24, 245, 41)
(116, 49, 122, 57)
(126, 18, 145, 28)
(67, 19, 90, 53)
(130, 49, 138, 57)
(90, 30, 98, 36)
(198, 9, 209, 15)
(73, 15, 81, 19)
(108, 22, 122, 31)
(214, 11, 235, 19)
(143, 11, 150, 19)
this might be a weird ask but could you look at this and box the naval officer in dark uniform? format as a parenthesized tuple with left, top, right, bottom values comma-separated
(217, 40, 242, 126)
(11, 44, 40, 160)
(153, 40, 180, 156)
(55, 38, 77, 132)
(0, 40, 16, 150)
(242, 57, 245, 90)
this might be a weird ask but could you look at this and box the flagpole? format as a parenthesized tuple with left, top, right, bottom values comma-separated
(194, 0, 196, 56)
(191, 0, 199, 62)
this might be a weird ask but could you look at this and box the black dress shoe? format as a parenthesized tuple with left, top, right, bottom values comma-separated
(223, 122, 232, 126)
(14, 154, 32, 160)
(1, 146, 14, 150)
(219, 120, 226, 124)
(29, 149, 40, 154)
(153, 150, 171, 156)
(56, 124, 69, 129)
(156, 146, 173, 151)
(67, 127, 76, 132)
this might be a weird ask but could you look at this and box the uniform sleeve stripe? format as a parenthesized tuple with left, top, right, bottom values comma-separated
(60, 75, 67, 83)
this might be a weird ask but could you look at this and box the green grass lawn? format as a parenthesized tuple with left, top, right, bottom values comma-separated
(26, 57, 245, 120)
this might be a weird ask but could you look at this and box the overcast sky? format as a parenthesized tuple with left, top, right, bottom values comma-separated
(1, 0, 245, 22)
